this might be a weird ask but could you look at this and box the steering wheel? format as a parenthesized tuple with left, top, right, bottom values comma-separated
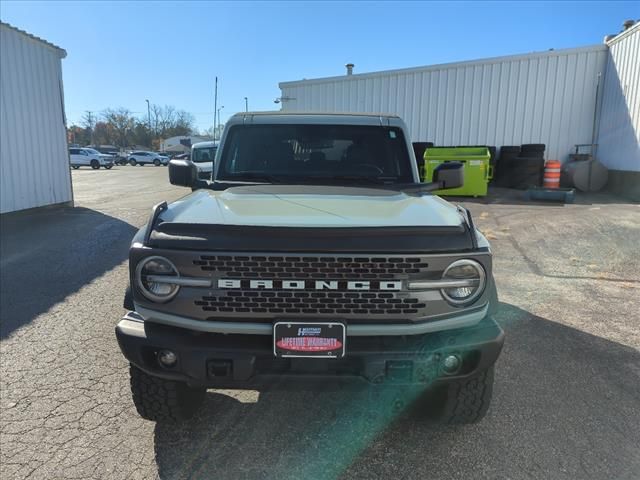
(352, 164, 384, 175)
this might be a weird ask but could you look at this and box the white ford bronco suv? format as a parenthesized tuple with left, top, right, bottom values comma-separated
(116, 112, 504, 424)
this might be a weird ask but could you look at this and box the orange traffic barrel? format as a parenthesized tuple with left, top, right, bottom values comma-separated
(543, 160, 561, 188)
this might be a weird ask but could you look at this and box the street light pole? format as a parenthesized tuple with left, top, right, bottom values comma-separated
(244, 97, 248, 112)
(145, 99, 151, 130)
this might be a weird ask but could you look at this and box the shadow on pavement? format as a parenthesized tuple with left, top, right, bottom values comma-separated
(450, 187, 637, 207)
(0, 206, 138, 338)
(153, 303, 640, 480)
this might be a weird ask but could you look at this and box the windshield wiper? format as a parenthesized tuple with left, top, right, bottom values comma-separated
(314, 175, 400, 184)
(219, 173, 284, 184)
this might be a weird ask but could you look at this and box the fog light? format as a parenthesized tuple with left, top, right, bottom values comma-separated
(442, 354, 461, 374)
(157, 349, 177, 368)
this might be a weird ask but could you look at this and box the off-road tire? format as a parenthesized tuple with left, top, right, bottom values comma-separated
(438, 366, 495, 424)
(90, 160, 100, 169)
(129, 364, 205, 423)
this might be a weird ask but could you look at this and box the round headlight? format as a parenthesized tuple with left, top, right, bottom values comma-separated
(135, 256, 180, 302)
(441, 259, 486, 305)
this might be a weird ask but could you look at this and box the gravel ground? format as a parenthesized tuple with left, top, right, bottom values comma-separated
(1, 166, 639, 480)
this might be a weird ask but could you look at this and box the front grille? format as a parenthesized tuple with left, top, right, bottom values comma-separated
(190, 254, 434, 319)
(194, 255, 430, 279)
(195, 290, 427, 316)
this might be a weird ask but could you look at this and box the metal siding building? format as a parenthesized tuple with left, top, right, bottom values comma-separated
(279, 46, 610, 162)
(597, 24, 640, 173)
(1, 22, 72, 214)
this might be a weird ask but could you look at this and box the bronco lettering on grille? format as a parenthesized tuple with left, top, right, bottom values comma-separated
(217, 279, 402, 291)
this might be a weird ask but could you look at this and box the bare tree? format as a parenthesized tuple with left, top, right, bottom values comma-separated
(81, 111, 96, 130)
(102, 108, 135, 147)
(157, 105, 176, 137)
(148, 104, 194, 138)
(81, 111, 97, 145)
(149, 104, 162, 136)
(175, 110, 195, 133)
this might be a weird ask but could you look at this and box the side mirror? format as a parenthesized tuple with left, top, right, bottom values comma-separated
(169, 159, 198, 187)
(432, 162, 464, 189)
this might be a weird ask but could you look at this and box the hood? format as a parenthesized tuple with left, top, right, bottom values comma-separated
(158, 185, 464, 228)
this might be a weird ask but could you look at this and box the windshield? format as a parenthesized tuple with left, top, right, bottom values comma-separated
(84, 148, 101, 155)
(216, 124, 413, 184)
(192, 146, 217, 164)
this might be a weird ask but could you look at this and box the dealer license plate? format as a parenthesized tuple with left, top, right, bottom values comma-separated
(273, 322, 346, 358)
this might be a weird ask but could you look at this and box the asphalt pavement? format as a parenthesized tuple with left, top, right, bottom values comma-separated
(1, 166, 639, 479)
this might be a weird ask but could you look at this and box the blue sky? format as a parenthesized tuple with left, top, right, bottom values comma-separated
(1, 1, 637, 131)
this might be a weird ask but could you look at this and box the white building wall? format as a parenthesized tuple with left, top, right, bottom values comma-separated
(0, 23, 72, 214)
(597, 24, 640, 172)
(279, 46, 609, 162)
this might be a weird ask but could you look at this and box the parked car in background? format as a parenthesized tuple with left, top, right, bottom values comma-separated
(127, 151, 169, 166)
(156, 152, 175, 161)
(93, 146, 127, 165)
(69, 147, 114, 169)
(191, 141, 217, 179)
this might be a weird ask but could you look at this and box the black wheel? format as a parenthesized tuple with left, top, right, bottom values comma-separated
(72, 165, 79, 170)
(90, 160, 100, 169)
(429, 366, 495, 425)
(154, 159, 161, 166)
(104, 165, 113, 170)
(129, 364, 205, 423)
(129, 159, 137, 166)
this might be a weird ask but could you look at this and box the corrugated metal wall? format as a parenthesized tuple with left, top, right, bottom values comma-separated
(597, 24, 640, 172)
(279, 46, 608, 162)
(1, 24, 72, 214)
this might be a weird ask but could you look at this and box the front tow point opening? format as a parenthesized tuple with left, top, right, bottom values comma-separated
(208, 359, 233, 378)
(386, 360, 414, 382)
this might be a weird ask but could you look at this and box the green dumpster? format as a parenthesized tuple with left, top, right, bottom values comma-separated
(423, 147, 492, 197)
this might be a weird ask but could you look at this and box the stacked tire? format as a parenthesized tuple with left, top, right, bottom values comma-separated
(520, 144, 546, 159)
(512, 144, 546, 189)
(508, 157, 545, 189)
(495, 146, 520, 186)
(495, 144, 546, 189)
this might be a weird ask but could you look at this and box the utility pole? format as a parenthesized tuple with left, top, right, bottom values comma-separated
(86, 110, 94, 146)
(244, 97, 248, 112)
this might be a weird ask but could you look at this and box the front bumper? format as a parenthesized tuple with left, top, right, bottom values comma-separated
(116, 311, 504, 389)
